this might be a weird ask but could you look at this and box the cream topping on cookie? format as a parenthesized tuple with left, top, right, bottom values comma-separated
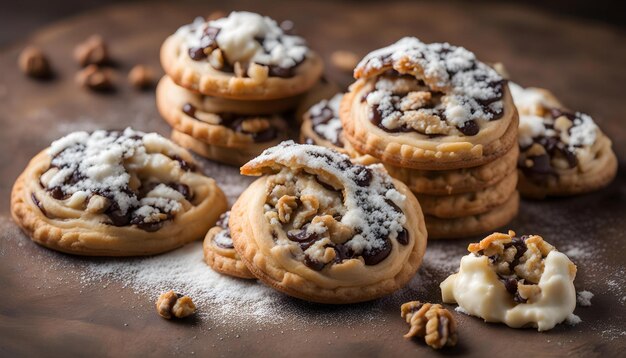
(308, 93, 344, 146)
(355, 37, 505, 133)
(42, 128, 193, 229)
(441, 231, 577, 331)
(176, 12, 308, 73)
(243, 141, 408, 265)
(510, 82, 599, 176)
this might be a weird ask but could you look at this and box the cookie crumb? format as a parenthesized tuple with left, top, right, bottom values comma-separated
(76, 65, 114, 92)
(18, 46, 52, 79)
(156, 290, 196, 319)
(577, 290, 594, 307)
(128, 65, 154, 89)
(74, 35, 109, 67)
(401, 301, 458, 349)
(331, 50, 359, 73)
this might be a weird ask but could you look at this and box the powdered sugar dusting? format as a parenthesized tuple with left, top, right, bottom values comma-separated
(356, 37, 505, 127)
(245, 141, 407, 254)
(309, 93, 344, 145)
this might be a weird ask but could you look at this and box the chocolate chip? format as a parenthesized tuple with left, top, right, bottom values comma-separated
(352, 166, 372, 187)
(267, 65, 294, 78)
(287, 228, 318, 250)
(362, 237, 392, 265)
(304, 255, 325, 271)
(182, 103, 197, 119)
(171, 154, 195, 172)
(188, 47, 207, 61)
(457, 120, 479, 136)
(500, 276, 518, 295)
(333, 244, 353, 263)
(396, 228, 409, 245)
(48, 187, 66, 200)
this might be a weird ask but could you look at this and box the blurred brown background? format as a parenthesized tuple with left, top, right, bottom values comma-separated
(1, 0, 624, 47)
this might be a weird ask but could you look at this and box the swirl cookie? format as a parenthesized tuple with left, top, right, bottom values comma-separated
(157, 76, 289, 149)
(340, 37, 518, 170)
(203, 211, 255, 279)
(425, 192, 519, 239)
(161, 12, 323, 100)
(10, 128, 227, 256)
(229, 142, 427, 303)
(510, 83, 618, 198)
(441, 231, 577, 331)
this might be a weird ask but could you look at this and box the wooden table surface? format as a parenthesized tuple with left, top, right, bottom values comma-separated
(1, 1, 625, 357)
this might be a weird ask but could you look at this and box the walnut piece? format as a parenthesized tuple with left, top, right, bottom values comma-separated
(18, 46, 52, 79)
(76, 65, 114, 92)
(276, 195, 298, 223)
(74, 35, 109, 67)
(292, 195, 319, 229)
(240, 118, 271, 133)
(402, 110, 450, 135)
(156, 290, 196, 319)
(128, 65, 154, 89)
(401, 301, 458, 349)
(247, 63, 269, 83)
(331, 50, 359, 73)
(400, 91, 432, 111)
(208, 48, 224, 70)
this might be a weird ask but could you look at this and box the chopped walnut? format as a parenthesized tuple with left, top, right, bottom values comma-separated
(276, 195, 298, 223)
(76, 65, 114, 91)
(155, 290, 196, 319)
(208, 48, 224, 70)
(554, 115, 573, 133)
(74, 35, 109, 67)
(240, 118, 271, 133)
(247, 63, 269, 83)
(402, 110, 450, 135)
(330, 50, 359, 73)
(468, 231, 557, 304)
(18, 46, 52, 79)
(128, 65, 154, 89)
(292, 195, 319, 229)
(400, 91, 432, 111)
(401, 301, 458, 349)
(310, 215, 353, 244)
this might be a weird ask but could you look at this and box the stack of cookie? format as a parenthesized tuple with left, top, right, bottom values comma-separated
(327, 38, 520, 239)
(157, 12, 323, 166)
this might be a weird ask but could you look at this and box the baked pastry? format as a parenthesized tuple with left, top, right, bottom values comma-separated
(10, 128, 227, 256)
(441, 231, 577, 331)
(341, 37, 518, 170)
(300, 93, 357, 155)
(203, 211, 255, 279)
(425, 192, 519, 239)
(294, 77, 340, 123)
(170, 130, 273, 167)
(161, 12, 323, 100)
(157, 76, 289, 153)
(510, 83, 618, 198)
(384, 145, 518, 195)
(416, 172, 517, 219)
(229, 141, 427, 303)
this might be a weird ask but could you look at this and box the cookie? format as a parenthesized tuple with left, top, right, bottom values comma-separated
(229, 141, 427, 304)
(425, 192, 519, 239)
(340, 37, 519, 170)
(385, 144, 519, 195)
(10, 128, 227, 256)
(160, 12, 323, 100)
(203, 211, 255, 279)
(510, 83, 618, 198)
(441, 230, 577, 331)
(295, 78, 340, 123)
(170, 130, 264, 167)
(416, 172, 517, 219)
(157, 76, 290, 151)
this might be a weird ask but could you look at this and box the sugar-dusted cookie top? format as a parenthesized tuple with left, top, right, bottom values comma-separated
(176, 12, 309, 77)
(354, 37, 506, 134)
(242, 141, 408, 265)
(41, 128, 195, 230)
(307, 93, 344, 147)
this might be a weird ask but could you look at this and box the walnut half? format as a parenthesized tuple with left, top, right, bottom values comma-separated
(400, 301, 458, 350)
(155, 290, 196, 319)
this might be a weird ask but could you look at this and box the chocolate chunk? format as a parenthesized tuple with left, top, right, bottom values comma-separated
(188, 47, 208, 61)
(182, 103, 197, 119)
(287, 228, 319, 250)
(457, 120, 479, 136)
(500, 276, 518, 295)
(304, 255, 325, 271)
(396, 228, 409, 245)
(352, 166, 372, 187)
(362, 237, 392, 265)
(133, 220, 165, 232)
(267, 65, 294, 78)
(48, 187, 66, 200)
(333, 244, 353, 263)
(171, 154, 195, 172)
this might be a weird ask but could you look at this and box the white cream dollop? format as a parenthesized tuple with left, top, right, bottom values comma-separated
(441, 251, 577, 331)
